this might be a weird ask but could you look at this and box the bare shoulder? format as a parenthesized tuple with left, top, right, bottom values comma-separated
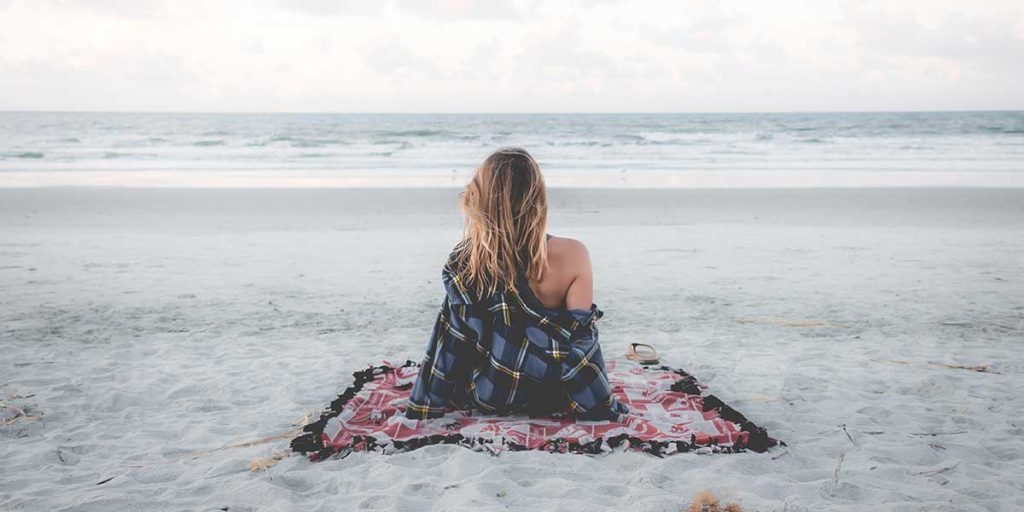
(546, 236, 593, 309)
(546, 236, 591, 269)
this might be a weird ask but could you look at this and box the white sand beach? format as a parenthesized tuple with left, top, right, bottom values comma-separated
(1, 187, 1023, 511)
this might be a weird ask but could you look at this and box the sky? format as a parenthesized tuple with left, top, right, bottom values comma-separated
(0, 0, 1022, 113)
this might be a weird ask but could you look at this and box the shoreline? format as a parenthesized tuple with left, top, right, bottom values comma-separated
(12, 184, 1024, 191)
(4, 187, 1023, 231)
(2, 169, 1023, 188)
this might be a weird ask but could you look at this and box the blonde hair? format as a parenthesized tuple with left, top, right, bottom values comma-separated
(455, 147, 548, 297)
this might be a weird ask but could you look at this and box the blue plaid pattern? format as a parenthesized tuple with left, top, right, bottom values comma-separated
(406, 250, 628, 421)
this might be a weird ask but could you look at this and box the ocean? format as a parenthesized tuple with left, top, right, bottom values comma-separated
(1, 111, 1022, 187)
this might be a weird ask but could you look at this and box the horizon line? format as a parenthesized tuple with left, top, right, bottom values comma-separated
(2, 109, 1023, 116)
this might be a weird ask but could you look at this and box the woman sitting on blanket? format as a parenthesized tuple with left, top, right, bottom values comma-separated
(406, 148, 628, 421)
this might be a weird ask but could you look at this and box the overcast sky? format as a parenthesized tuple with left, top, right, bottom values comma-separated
(1, 0, 1022, 112)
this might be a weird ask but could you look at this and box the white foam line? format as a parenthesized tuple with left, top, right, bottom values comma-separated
(1, 169, 1023, 188)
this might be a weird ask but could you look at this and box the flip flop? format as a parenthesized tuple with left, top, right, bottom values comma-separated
(626, 343, 660, 365)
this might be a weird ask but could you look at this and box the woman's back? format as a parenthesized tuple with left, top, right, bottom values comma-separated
(406, 238, 625, 420)
(527, 235, 593, 311)
(405, 147, 625, 421)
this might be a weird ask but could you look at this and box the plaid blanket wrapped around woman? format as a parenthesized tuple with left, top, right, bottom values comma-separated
(405, 256, 629, 421)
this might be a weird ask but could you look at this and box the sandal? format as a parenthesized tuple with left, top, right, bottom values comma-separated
(626, 343, 660, 365)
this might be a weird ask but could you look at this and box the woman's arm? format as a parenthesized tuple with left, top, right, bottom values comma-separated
(563, 239, 593, 311)
(406, 262, 481, 420)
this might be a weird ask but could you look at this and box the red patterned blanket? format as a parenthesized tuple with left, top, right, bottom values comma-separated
(292, 360, 778, 460)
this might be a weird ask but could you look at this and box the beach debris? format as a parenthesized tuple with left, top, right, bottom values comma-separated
(869, 358, 998, 374)
(833, 452, 846, 487)
(839, 424, 858, 446)
(0, 400, 41, 426)
(736, 317, 849, 328)
(934, 362, 996, 373)
(687, 491, 743, 512)
(914, 461, 960, 477)
(939, 321, 972, 327)
(185, 411, 314, 461)
(249, 451, 289, 472)
(910, 431, 967, 437)
(3, 393, 35, 399)
(87, 421, 312, 488)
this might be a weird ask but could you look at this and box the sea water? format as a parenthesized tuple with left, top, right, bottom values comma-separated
(1, 111, 1021, 187)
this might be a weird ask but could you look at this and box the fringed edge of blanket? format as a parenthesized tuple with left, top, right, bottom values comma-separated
(290, 361, 781, 461)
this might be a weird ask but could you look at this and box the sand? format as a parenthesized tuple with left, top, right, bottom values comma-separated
(1, 187, 1022, 511)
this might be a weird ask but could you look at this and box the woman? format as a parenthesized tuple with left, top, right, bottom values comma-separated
(405, 148, 627, 421)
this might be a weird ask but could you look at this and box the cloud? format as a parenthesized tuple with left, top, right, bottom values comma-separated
(0, 52, 195, 111)
(0, 0, 1021, 111)
(276, 0, 381, 17)
(400, 0, 525, 20)
(32, 0, 172, 18)
(360, 37, 445, 79)
(647, 10, 751, 54)
(278, 0, 528, 20)
(847, 6, 1024, 75)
